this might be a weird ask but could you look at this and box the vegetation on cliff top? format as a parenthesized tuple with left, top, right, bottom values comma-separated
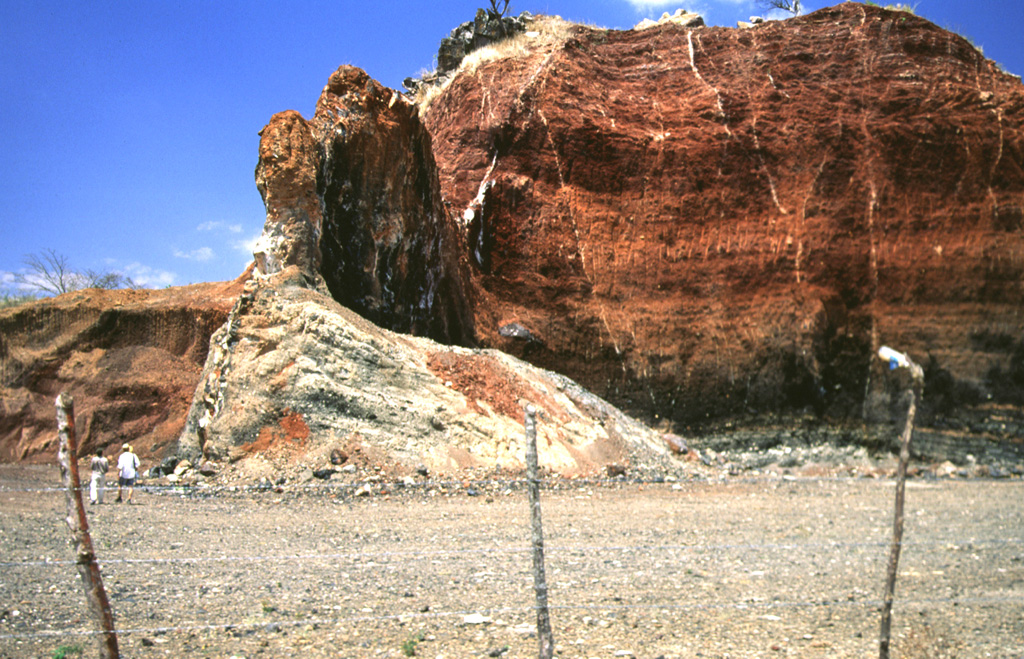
(413, 13, 576, 114)
(2, 249, 139, 308)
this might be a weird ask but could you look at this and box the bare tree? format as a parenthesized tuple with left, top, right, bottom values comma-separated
(486, 0, 512, 39)
(17, 249, 81, 294)
(760, 0, 803, 15)
(15, 249, 137, 295)
(487, 0, 511, 20)
(85, 269, 138, 290)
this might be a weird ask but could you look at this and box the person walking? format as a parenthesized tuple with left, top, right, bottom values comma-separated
(116, 444, 141, 504)
(89, 449, 109, 505)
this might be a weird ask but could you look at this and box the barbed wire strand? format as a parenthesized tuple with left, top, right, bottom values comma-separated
(2, 535, 1020, 569)
(2, 594, 1021, 642)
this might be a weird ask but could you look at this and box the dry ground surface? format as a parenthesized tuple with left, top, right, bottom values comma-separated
(1, 465, 1022, 659)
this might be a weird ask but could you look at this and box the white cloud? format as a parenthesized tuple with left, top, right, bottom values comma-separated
(230, 232, 258, 270)
(0, 268, 86, 295)
(233, 233, 261, 257)
(3, 261, 179, 292)
(0, 270, 34, 293)
(123, 263, 177, 288)
(624, 0, 750, 12)
(174, 247, 216, 262)
(625, 0, 687, 8)
(197, 220, 246, 234)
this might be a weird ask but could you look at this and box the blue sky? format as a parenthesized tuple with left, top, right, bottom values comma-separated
(2, 0, 1021, 290)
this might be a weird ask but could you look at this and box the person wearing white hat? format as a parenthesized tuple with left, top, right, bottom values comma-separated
(116, 444, 141, 504)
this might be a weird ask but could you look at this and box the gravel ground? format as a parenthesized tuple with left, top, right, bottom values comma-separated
(1, 465, 1022, 659)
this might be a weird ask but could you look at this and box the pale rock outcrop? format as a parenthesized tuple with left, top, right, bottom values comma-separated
(634, 9, 705, 31)
(176, 267, 681, 477)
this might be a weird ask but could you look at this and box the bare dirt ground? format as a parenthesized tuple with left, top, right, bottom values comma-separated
(1, 465, 1022, 659)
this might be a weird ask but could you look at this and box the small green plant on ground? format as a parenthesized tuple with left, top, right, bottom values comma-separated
(402, 631, 426, 656)
(52, 644, 83, 659)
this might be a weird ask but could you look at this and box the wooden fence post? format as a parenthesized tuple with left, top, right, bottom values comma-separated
(524, 404, 554, 659)
(876, 350, 924, 659)
(55, 393, 120, 659)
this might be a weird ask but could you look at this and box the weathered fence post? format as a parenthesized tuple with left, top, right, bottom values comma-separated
(524, 404, 554, 659)
(56, 393, 120, 659)
(876, 348, 924, 659)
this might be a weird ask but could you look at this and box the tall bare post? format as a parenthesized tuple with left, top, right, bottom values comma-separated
(525, 404, 554, 659)
(876, 349, 924, 659)
(56, 393, 120, 658)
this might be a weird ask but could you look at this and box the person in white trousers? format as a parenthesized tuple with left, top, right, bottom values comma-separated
(89, 449, 109, 505)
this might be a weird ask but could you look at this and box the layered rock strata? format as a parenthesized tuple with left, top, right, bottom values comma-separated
(8, 4, 1023, 469)
(423, 3, 1024, 432)
(194, 4, 1023, 472)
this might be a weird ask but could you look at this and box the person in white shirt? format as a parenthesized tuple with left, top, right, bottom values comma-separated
(89, 449, 109, 505)
(116, 444, 141, 504)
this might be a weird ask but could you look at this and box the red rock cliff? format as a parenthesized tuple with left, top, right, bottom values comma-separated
(423, 3, 1024, 429)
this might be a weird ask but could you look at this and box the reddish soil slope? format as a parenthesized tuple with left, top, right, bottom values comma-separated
(0, 276, 245, 462)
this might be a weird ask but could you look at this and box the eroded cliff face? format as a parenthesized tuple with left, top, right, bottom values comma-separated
(15, 3, 1020, 468)
(177, 63, 690, 477)
(423, 3, 1024, 431)
(254, 66, 474, 347)
(0, 278, 244, 462)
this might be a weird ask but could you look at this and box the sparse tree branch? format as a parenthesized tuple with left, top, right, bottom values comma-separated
(486, 0, 512, 38)
(487, 0, 511, 20)
(759, 0, 803, 15)
(85, 269, 139, 290)
(18, 249, 80, 295)
(15, 249, 137, 295)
